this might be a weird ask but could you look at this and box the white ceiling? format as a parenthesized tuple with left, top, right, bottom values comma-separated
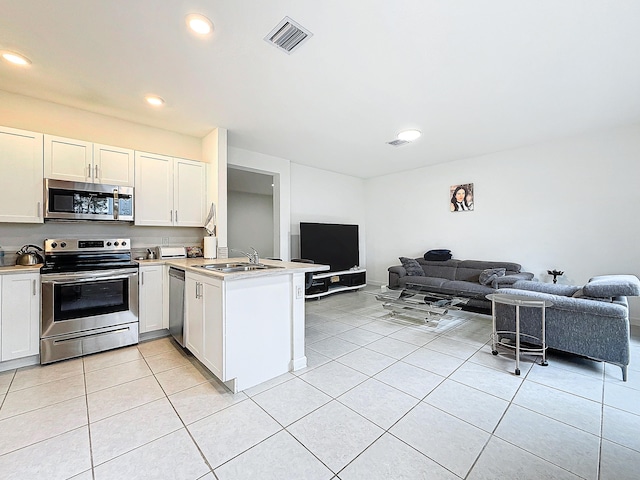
(1, 1, 639, 179)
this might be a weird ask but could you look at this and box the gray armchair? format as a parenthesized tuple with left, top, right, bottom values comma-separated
(493, 275, 640, 381)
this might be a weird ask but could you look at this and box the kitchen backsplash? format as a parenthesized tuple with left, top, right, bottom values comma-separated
(0, 222, 205, 264)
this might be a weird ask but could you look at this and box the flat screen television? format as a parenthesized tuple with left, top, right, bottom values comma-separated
(300, 222, 359, 272)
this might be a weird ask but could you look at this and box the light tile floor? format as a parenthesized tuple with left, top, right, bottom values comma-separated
(1, 288, 639, 479)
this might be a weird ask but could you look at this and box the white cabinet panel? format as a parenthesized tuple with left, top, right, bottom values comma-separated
(134, 151, 173, 226)
(44, 135, 92, 183)
(202, 280, 223, 378)
(174, 158, 206, 227)
(0, 127, 44, 223)
(45, 135, 134, 186)
(1, 273, 40, 361)
(185, 275, 204, 358)
(185, 273, 223, 379)
(138, 265, 164, 333)
(93, 144, 135, 186)
(135, 152, 205, 227)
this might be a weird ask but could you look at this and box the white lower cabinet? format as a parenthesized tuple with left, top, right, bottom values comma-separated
(185, 273, 224, 380)
(138, 265, 165, 333)
(1, 273, 40, 361)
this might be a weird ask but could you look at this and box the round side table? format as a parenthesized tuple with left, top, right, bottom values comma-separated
(486, 293, 553, 376)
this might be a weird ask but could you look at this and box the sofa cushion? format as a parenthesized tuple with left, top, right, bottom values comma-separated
(572, 288, 613, 302)
(398, 276, 449, 289)
(583, 275, 640, 298)
(399, 257, 424, 276)
(455, 260, 522, 282)
(479, 268, 506, 286)
(512, 280, 581, 297)
(442, 280, 495, 297)
(417, 258, 459, 280)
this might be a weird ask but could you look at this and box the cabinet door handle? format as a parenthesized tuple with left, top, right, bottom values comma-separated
(175, 211, 178, 223)
(141, 272, 144, 285)
(32, 279, 36, 296)
(87, 164, 92, 179)
(170, 210, 173, 222)
(95, 164, 99, 179)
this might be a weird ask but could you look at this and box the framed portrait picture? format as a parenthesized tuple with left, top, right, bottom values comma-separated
(450, 183, 474, 212)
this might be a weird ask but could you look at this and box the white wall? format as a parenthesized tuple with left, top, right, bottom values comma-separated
(0, 91, 202, 160)
(365, 123, 640, 322)
(290, 163, 366, 265)
(227, 191, 274, 257)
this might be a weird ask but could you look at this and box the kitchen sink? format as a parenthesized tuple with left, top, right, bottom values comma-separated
(196, 262, 284, 273)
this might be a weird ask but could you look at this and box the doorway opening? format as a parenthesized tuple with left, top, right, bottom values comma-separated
(226, 166, 279, 259)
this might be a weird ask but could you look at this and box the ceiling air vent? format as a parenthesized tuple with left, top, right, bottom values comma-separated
(387, 139, 410, 147)
(265, 17, 313, 54)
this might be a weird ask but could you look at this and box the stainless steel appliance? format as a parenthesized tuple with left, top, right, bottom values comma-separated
(40, 238, 139, 364)
(44, 179, 134, 222)
(168, 267, 186, 347)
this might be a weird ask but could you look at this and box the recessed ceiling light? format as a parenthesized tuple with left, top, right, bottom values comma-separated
(1, 51, 31, 66)
(145, 95, 165, 106)
(186, 13, 213, 35)
(397, 129, 422, 142)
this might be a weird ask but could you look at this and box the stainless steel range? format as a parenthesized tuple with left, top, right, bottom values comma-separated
(40, 238, 139, 364)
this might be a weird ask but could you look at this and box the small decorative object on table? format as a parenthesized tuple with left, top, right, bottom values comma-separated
(547, 269, 564, 284)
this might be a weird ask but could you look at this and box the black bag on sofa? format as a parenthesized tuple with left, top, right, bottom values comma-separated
(423, 249, 452, 261)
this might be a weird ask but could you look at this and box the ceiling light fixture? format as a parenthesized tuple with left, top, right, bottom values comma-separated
(145, 95, 165, 106)
(1, 51, 32, 66)
(186, 13, 213, 35)
(397, 129, 422, 142)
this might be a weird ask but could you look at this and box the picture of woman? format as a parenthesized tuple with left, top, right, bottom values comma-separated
(450, 183, 474, 212)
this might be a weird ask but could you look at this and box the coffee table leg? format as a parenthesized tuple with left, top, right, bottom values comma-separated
(515, 305, 521, 376)
(491, 299, 499, 355)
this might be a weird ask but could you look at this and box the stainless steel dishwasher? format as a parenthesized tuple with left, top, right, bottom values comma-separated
(168, 267, 186, 347)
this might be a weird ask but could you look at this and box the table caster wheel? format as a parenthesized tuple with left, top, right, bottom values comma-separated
(515, 368, 521, 376)
(492, 350, 499, 356)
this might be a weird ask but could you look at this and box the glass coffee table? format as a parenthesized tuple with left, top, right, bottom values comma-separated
(370, 284, 471, 324)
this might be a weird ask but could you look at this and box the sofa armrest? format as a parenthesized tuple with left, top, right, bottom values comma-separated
(510, 280, 580, 296)
(495, 288, 627, 318)
(388, 265, 406, 289)
(388, 265, 407, 277)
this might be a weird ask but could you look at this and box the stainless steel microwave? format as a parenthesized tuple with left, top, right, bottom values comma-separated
(44, 179, 134, 222)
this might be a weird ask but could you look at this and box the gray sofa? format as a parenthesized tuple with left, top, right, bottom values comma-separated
(388, 258, 534, 312)
(493, 275, 640, 381)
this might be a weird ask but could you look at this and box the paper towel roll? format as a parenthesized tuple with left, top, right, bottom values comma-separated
(204, 236, 217, 259)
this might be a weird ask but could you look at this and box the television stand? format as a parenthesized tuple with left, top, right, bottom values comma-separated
(305, 268, 366, 299)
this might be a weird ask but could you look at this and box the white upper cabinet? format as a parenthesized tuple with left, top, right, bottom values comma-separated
(0, 126, 44, 223)
(174, 158, 207, 227)
(135, 151, 206, 227)
(93, 144, 135, 186)
(44, 135, 134, 186)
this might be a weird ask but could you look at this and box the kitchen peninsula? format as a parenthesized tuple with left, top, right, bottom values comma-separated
(157, 258, 328, 393)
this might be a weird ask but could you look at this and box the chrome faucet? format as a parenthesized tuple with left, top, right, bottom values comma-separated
(232, 247, 260, 264)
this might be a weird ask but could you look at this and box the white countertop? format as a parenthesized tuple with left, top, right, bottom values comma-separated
(0, 264, 43, 274)
(136, 257, 329, 280)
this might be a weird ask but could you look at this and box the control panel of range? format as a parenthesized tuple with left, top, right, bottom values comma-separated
(44, 238, 131, 253)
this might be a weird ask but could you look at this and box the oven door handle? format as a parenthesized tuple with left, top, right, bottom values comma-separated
(41, 269, 138, 284)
